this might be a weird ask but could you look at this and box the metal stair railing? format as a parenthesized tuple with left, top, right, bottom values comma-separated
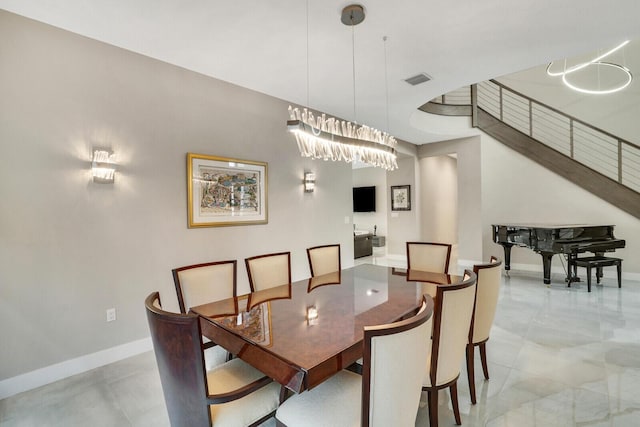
(427, 80, 640, 194)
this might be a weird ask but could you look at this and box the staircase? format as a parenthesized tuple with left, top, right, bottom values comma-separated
(421, 80, 640, 220)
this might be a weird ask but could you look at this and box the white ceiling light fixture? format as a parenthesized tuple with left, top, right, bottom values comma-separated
(287, 4, 398, 171)
(546, 40, 633, 95)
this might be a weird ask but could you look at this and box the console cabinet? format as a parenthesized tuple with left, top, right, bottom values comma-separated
(354, 233, 373, 258)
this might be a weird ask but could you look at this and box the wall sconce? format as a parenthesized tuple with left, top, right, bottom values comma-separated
(306, 305, 318, 325)
(304, 172, 315, 193)
(92, 149, 116, 183)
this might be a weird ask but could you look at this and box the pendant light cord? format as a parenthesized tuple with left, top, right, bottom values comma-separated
(383, 36, 390, 134)
(306, 0, 309, 107)
(351, 16, 357, 123)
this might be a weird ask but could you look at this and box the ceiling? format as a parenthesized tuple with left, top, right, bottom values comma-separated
(2, 0, 640, 145)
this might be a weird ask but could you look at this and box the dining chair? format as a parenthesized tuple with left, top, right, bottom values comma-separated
(306, 244, 341, 277)
(245, 251, 291, 292)
(422, 270, 477, 427)
(406, 241, 452, 274)
(172, 260, 237, 362)
(275, 295, 435, 427)
(172, 260, 237, 314)
(145, 292, 280, 427)
(467, 256, 502, 404)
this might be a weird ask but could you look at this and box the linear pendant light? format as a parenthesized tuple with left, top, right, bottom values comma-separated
(287, 4, 398, 171)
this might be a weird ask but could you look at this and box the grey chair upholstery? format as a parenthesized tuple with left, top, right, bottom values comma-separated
(422, 270, 477, 427)
(467, 256, 502, 404)
(406, 241, 452, 274)
(306, 244, 341, 277)
(275, 295, 434, 427)
(245, 252, 292, 292)
(145, 292, 280, 427)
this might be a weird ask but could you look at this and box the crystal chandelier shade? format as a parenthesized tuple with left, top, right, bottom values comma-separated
(288, 106, 398, 171)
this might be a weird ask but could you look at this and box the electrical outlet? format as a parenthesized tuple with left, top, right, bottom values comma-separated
(106, 308, 116, 322)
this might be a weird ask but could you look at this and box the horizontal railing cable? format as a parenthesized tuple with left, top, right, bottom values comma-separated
(465, 79, 640, 193)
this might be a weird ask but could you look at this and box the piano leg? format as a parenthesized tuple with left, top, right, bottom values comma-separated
(500, 243, 513, 273)
(540, 252, 554, 285)
(566, 253, 581, 285)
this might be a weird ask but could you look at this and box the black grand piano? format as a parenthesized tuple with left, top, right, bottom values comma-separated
(493, 224, 625, 284)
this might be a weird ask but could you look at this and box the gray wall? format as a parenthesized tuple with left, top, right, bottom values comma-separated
(0, 11, 354, 381)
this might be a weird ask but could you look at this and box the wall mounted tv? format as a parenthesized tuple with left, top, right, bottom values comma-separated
(353, 186, 376, 212)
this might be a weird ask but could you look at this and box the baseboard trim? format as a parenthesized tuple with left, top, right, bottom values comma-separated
(0, 337, 152, 400)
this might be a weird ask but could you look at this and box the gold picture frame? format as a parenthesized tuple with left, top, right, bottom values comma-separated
(187, 153, 268, 227)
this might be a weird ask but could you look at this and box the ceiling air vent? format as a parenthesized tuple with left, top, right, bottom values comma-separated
(404, 73, 432, 86)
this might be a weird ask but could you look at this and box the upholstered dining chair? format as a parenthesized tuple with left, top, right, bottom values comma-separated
(306, 244, 341, 277)
(407, 241, 452, 274)
(275, 295, 435, 427)
(422, 270, 477, 427)
(172, 260, 237, 314)
(172, 260, 237, 362)
(145, 292, 280, 427)
(467, 256, 502, 405)
(245, 252, 292, 292)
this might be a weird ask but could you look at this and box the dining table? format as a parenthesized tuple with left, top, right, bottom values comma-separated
(190, 264, 464, 394)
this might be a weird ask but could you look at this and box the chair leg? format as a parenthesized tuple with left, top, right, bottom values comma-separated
(450, 382, 461, 425)
(466, 344, 477, 405)
(279, 385, 289, 404)
(427, 390, 439, 427)
(479, 342, 490, 380)
(587, 266, 592, 292)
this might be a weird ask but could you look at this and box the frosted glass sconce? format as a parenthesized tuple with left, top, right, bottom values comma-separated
(92, 149, 116, 183)
(304, 172, 315, 193)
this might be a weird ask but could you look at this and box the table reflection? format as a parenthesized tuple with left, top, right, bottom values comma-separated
(247, 283, 292, 309)
(216, 300, 273, 348)
(307, 270, 341, 292)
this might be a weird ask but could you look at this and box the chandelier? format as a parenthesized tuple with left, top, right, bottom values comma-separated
(287, 107, 398, 170)
(287, 4, 398, 171)
(546, 40, 633, 95)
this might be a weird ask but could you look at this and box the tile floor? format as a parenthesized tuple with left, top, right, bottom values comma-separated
(2, 256, 639, 426)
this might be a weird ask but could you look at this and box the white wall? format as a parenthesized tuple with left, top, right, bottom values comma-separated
(352, 167, 388, 237)
(0, 11, 354, 384)
(419, 155, 458, 244)
(386, 156, 422, 255)
(418, 137, 483, 265)
(481, 132, 640, 276)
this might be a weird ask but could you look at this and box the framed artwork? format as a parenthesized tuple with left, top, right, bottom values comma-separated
(391, 185, 411, 211)
(187, 153, 268, 228)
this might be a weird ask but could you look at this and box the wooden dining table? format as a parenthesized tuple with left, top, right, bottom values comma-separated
(190, 264, 464, 393)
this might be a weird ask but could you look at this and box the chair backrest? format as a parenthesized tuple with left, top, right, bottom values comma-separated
(470, 257, 502, 344)
(406, 242, 452, 274)
(307, 244, 341, 277)
(172, 260, 237, 314)
(362, 296, 434, 427)
(430, 270, 477, 387)
(145, 292, 211, 427)
(245, 252, 291, 292)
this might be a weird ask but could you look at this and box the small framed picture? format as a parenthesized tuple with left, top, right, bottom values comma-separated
(391, 185, 411, 211)
(187, 153, 268, 227)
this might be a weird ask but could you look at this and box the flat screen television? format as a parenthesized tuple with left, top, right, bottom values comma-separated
(353, 186, 376, 212)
